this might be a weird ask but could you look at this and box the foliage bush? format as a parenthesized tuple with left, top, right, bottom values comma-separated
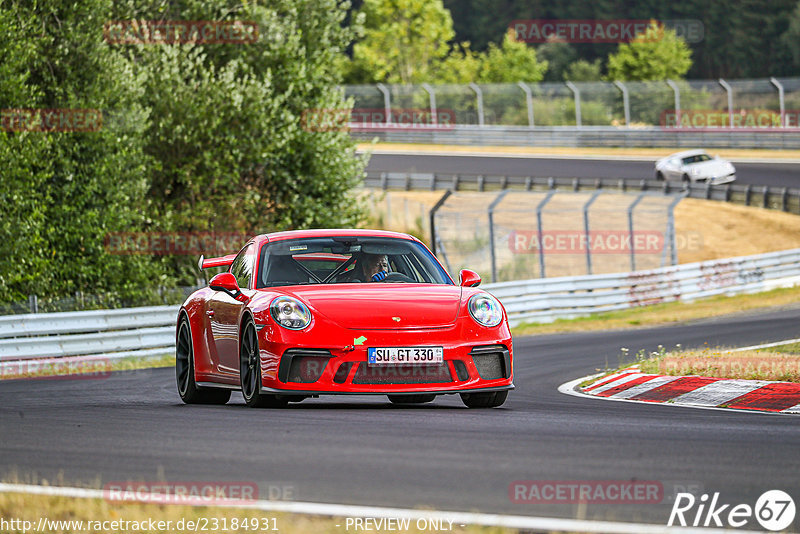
(0, 0, 367, 305)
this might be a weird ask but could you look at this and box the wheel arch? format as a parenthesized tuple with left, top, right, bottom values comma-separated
(239, 309, 256, 336)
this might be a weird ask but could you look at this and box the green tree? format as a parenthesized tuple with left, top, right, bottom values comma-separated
(0, 8, 51, 303)
(537, 40, 578, 82)
(116, 0, 367, 241)
(477, 30, 547, 83)
(563, 59, 603, 82)
(0, 0, 368, 304)
(780, 1, 800, 72)
(0, 0, 163, 304)
(349, 0, 455, 84)
(435, 43, 481, 84)
(606, 21, 692, 81)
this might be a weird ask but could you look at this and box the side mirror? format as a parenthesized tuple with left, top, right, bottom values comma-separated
(459, 269, 481, 287)
(209, 272, 241, 298)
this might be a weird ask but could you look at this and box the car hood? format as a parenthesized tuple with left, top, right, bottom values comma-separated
(283, 284, 463, 329)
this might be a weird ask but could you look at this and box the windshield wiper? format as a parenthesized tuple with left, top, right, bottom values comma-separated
(262, 281, 314, 287)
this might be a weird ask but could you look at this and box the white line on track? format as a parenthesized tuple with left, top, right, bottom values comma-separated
(727, 338, 800, 352)
(0, 483, 759, 534)
(784, 403, 800, 413)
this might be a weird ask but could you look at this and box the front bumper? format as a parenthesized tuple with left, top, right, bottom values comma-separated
(696, 173, 736, 185)
(256, 323, 514, 395)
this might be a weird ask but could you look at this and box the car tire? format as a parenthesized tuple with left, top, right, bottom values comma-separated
(460, 390, 508, 408)
(682, 173, 690, 184)
(387, 394, 436, 404)
(655, 171, 664, 180)
(176, 316, 231, 405)
(240, 319, 287, 408)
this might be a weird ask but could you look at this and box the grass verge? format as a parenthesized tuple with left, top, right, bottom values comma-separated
(0, 492, 509, 534)
(110, 354, 173, 372)
(511, 285, 800, 337)
(583, 341, 800, 386)
(0, 354, 173, 381)
(635, 344, 800, 382)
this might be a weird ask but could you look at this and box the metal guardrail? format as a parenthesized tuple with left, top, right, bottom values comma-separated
(364, 172, 800, 215)
(1, 247, 799, 364)
(351, 125, 800, 149)
(483, 248, 800, 326)
(345, 78, 800, 149)
(0, 306, 177, 339)
(0, 306, 177, 362)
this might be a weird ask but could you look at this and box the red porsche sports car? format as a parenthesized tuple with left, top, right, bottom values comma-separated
(176, 229, 513, 408)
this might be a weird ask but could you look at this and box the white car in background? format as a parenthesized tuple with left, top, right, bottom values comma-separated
(654, 150, 736, 184)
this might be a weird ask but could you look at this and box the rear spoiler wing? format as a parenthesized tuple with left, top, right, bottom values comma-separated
(197, 253, 237, 271)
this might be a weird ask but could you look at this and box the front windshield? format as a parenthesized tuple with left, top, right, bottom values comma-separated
(255, 236, 452, 288)
(682, 153, 712, 164)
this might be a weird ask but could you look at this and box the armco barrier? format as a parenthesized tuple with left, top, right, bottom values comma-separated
(0, 306, 178, 362)
(350, 125, 800, 150)
(484, 247, 800, 326)
(1, 247, 799, 364)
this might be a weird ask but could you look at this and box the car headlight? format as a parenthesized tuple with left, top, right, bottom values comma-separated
(468, 293, 503, 327)
(270, 296, 311, 330)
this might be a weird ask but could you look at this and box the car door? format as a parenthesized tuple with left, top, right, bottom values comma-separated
(207, 243, 255, 379)
(665, 158, 682, 180)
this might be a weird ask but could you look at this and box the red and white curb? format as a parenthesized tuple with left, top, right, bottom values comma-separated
(560, 366, 800, 415)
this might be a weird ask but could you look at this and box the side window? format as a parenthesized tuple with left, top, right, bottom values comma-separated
(229, 244, 254, 289)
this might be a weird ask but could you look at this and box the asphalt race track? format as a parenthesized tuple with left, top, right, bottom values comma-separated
(366, 153, 800, 189)
(1, 305, 799, 528)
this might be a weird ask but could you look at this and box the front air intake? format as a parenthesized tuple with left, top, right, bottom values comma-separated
(279, 349, 333, 383)
(470, 345, 511, 380)
(352, 363, 452, 384)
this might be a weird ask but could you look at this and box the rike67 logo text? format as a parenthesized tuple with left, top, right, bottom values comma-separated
(669, 490, 795, 531)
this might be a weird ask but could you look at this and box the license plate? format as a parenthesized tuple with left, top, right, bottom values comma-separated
(368, 346, 444, 366)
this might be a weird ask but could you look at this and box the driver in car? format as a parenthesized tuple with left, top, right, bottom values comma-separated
(360, 253, 390, 281)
